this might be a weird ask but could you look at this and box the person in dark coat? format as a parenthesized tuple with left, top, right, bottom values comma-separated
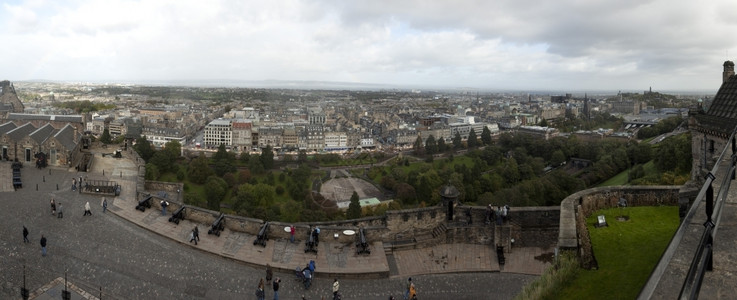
(266, 264, 273, 284)
(23, 226, 29, 243)
(40, 235, 47, 256)
(272, 277, 280, 300)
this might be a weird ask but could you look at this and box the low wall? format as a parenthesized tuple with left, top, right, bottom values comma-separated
(140, 187, 563, 249)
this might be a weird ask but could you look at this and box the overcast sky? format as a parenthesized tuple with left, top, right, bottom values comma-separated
(2, 0, 736, 91)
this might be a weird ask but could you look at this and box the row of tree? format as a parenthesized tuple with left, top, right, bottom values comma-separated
(413, 126, 495, 156)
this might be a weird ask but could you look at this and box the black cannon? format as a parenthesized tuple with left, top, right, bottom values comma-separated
(136, 195, 152, 212)
(168, 206, 185, 224)
(356, 228, 371, 255)
(12, 168, 21, 189)
(208, 213, 225, 236)
(304, 228, 318, 254)
(253, 222, 269, 247)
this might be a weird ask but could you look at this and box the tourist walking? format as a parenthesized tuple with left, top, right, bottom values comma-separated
(404, 278, 412, 300)
(101, 197, 108, 213)
(272, 277, 280, 300)
(194, 226, 200, 242)
(23, 226, 29, 243)
(256, 278, 265, 300)
(189, 229, 197, 245)
(332, 278, 340, 300)
(84, 201, 92, 216)
(57, 203, 63, 218)
(50, 198, 56, 215)
(72, 178, 76, 191)
(40, 235, 47, 256)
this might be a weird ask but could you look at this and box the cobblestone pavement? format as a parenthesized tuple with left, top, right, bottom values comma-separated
(0, 155, 540, 299)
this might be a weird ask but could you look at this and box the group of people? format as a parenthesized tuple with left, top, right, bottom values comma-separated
(72, 176, 85, 192)
(256, 274, 282, 300)
(255, 264, 342, 300)
(485, 204, 510, 225)
(51, 197, 103, 217)
(22, 226, 48, 257)
(50, 198, 63, 218)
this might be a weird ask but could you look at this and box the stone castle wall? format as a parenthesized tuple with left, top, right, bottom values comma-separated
(141, 184, 562, 248)
(558, 186, 682, 270)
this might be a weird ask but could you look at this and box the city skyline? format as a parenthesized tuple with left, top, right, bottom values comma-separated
(2, 0, 736, 91)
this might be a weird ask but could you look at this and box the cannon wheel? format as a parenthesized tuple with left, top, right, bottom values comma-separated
(215, 231, 220, 236)
(174, 219, 180, 225)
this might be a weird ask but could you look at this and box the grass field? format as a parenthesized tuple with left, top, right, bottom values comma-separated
(555, 205, 679, 299)
(598, 160, 656, 187)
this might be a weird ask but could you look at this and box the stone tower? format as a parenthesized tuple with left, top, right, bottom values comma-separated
(0, 80, 25, 116)
(440, 183, 460, 221)
(723, 61, 734, 83)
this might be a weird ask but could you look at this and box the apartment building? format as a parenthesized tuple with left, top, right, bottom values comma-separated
(204, 119, 232, 148)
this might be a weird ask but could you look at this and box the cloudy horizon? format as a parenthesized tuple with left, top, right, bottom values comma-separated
(2, 0, 736, 92)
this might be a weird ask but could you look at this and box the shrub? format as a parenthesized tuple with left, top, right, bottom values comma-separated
(515, 250, 579, 300)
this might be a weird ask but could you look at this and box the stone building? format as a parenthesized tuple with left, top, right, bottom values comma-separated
(689, 60, 737, 179)
(0, 121, 79, 165)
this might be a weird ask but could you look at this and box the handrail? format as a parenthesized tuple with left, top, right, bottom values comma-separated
(679, 157, 736, 299)
(638, 125, 737, 299)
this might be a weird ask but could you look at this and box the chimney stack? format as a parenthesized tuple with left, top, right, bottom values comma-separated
(724, 61, 735, 83)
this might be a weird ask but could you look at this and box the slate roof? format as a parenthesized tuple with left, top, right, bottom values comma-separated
(6, 123, 37, 140)
(7, 113, 83, 123)
(54, 124, 78, 150)
(696, 73, 737, 134)
(0, 121, 18, 135)
(29, 123, 56, 144)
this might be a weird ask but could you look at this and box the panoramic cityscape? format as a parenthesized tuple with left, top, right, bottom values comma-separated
(3, 1, 737, 300)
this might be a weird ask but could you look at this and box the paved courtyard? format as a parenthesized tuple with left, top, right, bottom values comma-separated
(0, 150, 544, 299)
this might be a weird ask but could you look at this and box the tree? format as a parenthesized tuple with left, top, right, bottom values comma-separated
(437, 137, 447, 153)
(347, 191, 362, 219)
(188, 155, 214, 184)
(100, 128, 112, 144)
(467, 129, 478, 148)
(298, 150, 308, 163)
(144, 163, 159, 180)
(149, 151, 172, 173)
(214, 144, 229, 161)
(205, 176, 227, 211)
(134, 136, 155, 162)
(425, 135, 437, 155)
(234, 183, 277, 212)
(453, 132, 463, 149)
(260, 145, 274, 170)
(395, 182, 417, 205)
(239, 152, 250, 164)
(164, 140, 182, 161)
(550, 150, 566, 167)
(481, 126, 492, 146)
(413, 135, 424, 155)
(248, 155, 265, 174)
(213, 144, 236, 176)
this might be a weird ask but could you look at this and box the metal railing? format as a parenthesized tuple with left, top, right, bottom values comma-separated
(638, 126, 737, 300)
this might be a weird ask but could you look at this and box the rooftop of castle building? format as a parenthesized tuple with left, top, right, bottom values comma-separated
(695, 72, 737, 134)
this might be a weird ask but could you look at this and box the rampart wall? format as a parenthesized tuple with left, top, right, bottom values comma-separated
(558, 186, 682, 269)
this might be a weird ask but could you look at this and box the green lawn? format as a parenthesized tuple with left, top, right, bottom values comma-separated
(556, 206, 679, 299)
(598, 160, 656, 187)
